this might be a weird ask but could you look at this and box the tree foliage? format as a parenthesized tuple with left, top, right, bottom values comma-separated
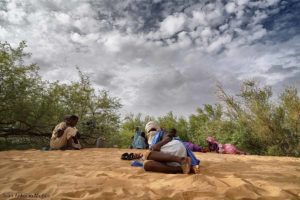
(1, 41, 299, 156)
(0, 41, 121, 149)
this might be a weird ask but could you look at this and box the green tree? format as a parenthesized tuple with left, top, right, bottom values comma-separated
(0, 41, 122, 149)
(158, 112, 189, 141)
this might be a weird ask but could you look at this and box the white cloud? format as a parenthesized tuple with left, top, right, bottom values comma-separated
(225, 2, 236, 14)
(6, 1, 26, 24)
(55, 12, 71, 24)
(101, 32, 123, 52)
(0, 0, 299, 117)
(159, 13, 187, 37)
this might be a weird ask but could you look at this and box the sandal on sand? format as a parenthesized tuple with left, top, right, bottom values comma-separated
(128, 153, 136, 160)
(121, 153, 143, 160)
(129, 153, 143, 160)
(181, 157, 192, 174)
(133, 153, 143, 159)
(121, 153, 129, 160)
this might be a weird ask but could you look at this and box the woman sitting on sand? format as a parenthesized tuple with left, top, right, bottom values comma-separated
(206, 136, 245, 154)
(143, 121, 200, 174)
(131, 127, 148, 149)
(50, 115, 81, 150)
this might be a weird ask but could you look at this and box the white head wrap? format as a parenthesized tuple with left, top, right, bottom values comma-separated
(145, 121, 160, 145)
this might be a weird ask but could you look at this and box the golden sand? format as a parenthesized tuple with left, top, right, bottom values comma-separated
(0, 148, 299, 200)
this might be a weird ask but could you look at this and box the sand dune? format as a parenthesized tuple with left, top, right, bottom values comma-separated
(0, 148, 299, 200)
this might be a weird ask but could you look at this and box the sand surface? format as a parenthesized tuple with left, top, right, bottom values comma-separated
(0, 148, 299, 200)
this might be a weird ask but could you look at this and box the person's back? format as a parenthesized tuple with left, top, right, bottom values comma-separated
(133, 135, 146, 149)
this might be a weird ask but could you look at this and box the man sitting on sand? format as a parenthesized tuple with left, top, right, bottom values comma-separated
(143, 121, 200, 174)
(50, 115, 81, 150)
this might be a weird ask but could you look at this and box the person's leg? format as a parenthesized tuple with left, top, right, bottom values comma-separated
(72, 135, 79, 144)
(50, 130, 68, 150)
(60, 137, 80, 150)
(144, 160, 182, 173)
(147, 151, 183, 163)
(64, 128, 81, 150)
(145, 151, 191, 174)
(66, 137, 74, 148)
(193, 144, 202, 152)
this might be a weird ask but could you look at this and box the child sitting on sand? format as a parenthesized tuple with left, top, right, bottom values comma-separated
(50, 115, 81, 150)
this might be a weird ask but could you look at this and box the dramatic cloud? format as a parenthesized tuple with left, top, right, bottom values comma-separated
(0, 0, 299, 117)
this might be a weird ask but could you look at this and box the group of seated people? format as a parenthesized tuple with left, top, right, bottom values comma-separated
(130, 126, 245, 155)
(128, 122, 245, 174)
(50, 116, 244, 174)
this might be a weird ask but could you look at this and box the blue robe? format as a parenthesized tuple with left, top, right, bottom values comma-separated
(132, 131, 147, 149)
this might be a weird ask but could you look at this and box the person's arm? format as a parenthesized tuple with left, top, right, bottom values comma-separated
(56, 129, 64, 137)
(76, 131, 81, 139)
(55, 122, 68, 138)
(150, 134, 173, 151)
(56, 125, 68, 137)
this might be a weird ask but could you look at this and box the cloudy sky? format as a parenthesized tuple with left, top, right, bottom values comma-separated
(0, 0, 299, 117)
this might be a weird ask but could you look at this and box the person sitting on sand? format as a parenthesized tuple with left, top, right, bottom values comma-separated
(143, 122, 200, 174)
(206, 136, 245, 154)
(50, 115, 81, 150)
(131, 127, 147, 149)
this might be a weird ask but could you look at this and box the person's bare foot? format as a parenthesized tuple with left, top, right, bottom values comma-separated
(180, 157, 191, 174)
(191, 165, 200, 174)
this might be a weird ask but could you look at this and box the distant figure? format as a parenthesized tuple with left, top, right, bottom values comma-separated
(96, 136, 106, 148)
(207, 136, 219, 152)
(50, 115, 81, 150)
(206, 136, 245, 154)
(131, 127, 147, 149)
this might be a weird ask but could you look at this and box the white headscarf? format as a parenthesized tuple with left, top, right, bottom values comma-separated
(145, 121, 160, 145)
